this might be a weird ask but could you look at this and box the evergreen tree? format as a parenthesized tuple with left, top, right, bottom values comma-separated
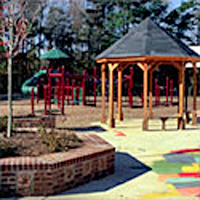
(43, 0, 199, 71)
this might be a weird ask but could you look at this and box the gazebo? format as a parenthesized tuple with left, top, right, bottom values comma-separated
(95, 17, 200, 130)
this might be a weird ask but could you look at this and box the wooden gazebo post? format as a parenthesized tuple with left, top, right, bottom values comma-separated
(95, 18, 200, 131)
(108, 63, 119, 127)
(179, 65, 185, 117)
(178, 63, 185, 128)
(143, 63, 149, 130)
(192, 62, 197, 125)
(117, 66, 123, 121)
(101, 63, 106, 123)
(149, 69, 153, 119)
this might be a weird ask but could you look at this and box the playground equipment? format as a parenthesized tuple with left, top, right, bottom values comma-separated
(31, 88, 34, 115)
(21, 69, 47, 95)
(124, 68, 134, 107)
(124, 67, 143, 108)
(44, 66, 98, 114)
(154, 76, 174, 106)
(97, 67, 143, 108)
(27, 66, 98, 115)
(27, 65, 178, 116)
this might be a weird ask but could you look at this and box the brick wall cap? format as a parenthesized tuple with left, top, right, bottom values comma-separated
(0, 134, 114, 166)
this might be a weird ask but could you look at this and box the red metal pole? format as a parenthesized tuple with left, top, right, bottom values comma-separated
(155, 78, 158, 105)
(106, 72, 109, 102)
(31, 87, 34, 115)
(61, 66, 65, 114)
(130, 67, 133, 104)
(116, 76, 118, 108)
(44, 86, 47, 115)
(56, 78, 60, 108)
(66, 78, 70, 104)
(48, 68, 52, 110)
(166, 76, 169, 104)
(36, 84, 39, 104)
(82, 70, 86, 106)
(71, 86, 73, 106)
(158, 85, 160, 105)
(170, 79, 173, 104)
(141, 91, 144, 107)
(94, 66, 97, 106)
(77, 87, 79, 105)
(129, 67, 133, 107)
(128, 87, 132, 108)
(72, 80, 75, 106)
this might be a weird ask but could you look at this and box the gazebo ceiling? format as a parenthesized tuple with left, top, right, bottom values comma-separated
(96, 17, 200, 63)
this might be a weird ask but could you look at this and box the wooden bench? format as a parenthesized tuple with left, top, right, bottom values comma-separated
(152, 115, 186, 130)
(185, 111, 191, 124)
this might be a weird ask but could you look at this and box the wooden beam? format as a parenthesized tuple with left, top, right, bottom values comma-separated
(173, 62, 182, 71)
(137, 62, 145, 71)
(152, 61, 185, 72)
(149, 70, 153, 119)
(146, 56, 200, 62)
(101, 63, 107, 123)
(138, 62, 152, 71)
(108, 63, 119, 127)
(96, 56, 200, 64)
(178, 64, 185, 117)
(143, 63, 149, 130)
(121, 63, 131, 71)
(96, 56, 147, 63)
(117, 67, 123, 121)
(192, 62, 197, 125)
(150, 61, 167, 73)
(108, 63, 119, 70)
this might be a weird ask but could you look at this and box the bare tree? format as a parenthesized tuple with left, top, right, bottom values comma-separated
(1, 0, 45, 137)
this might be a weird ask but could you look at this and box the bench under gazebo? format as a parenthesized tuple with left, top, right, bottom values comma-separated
(96, 17, 200, 130)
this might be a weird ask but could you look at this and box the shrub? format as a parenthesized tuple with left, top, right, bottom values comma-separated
(0, 116, 16, 133)
(38, 126, 82, 153)
(0, 116, 8, 132)
(0, 140, 19, 158)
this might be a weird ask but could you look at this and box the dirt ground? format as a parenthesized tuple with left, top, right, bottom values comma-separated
(0, 96, 199, 128)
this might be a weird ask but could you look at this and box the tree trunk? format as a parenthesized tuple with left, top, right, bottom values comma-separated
(7, 44, 12, 138)
(7, 5, 13, 138)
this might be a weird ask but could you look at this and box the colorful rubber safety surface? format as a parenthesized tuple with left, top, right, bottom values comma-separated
(141, 148, 200, 198)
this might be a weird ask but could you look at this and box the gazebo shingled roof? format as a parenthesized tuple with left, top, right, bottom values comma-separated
(96, 17, 200, 130)
(96, 17, 200, 61)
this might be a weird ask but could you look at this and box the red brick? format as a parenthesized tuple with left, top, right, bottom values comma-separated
(0, 134, 114, 196)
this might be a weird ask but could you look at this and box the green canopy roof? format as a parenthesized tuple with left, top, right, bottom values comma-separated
(40, 49, 69, 59)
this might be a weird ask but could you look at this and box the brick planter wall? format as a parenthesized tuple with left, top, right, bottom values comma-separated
(13, 116, 55, 128)
(0, 134, 115, 196)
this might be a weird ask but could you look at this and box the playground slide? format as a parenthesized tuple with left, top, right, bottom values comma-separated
(21, 70, 47, 95)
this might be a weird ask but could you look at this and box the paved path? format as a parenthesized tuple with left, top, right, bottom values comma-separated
(20, 118, 200, 200)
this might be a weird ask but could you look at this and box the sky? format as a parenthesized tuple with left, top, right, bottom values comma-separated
(48, 0, 185, 11)
(169, 0, 186, 9)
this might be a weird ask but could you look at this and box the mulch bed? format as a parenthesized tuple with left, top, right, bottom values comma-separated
(0, 130, 82, 158)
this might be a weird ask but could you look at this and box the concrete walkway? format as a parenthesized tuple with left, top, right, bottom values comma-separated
(20, 118, 200, 200)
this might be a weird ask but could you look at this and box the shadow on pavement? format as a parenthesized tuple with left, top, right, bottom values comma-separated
(59, 152, 151, 195)
(57, 126, 106, 132)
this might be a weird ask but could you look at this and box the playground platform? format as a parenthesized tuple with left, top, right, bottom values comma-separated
(18, 117, 200, 200)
